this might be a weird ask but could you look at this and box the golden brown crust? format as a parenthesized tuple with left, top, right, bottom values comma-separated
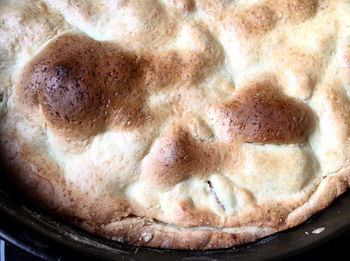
(279, 0, 318, 22)
(99, 163, 350, 250)
(212, 82, 314, 143)
(142, 126, 226, 188)
(1, 0, 350, 250)
(16, 32, 219, 140)
(229, 5, 276, 36)
(1, 134, 348, 249)
(17, 33, 146, 138)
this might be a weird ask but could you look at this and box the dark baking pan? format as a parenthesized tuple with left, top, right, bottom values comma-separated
(0, 169, 350, 261)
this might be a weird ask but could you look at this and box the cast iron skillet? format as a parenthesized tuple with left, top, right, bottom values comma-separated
(0, 168, 350, 261)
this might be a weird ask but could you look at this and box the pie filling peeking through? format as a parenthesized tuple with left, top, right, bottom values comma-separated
(0, 0, 350, 250)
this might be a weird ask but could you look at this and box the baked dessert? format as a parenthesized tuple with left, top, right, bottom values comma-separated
(0, 0, 349, 249)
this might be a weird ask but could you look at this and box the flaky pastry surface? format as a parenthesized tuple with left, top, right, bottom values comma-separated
(0, 0, 350, 249)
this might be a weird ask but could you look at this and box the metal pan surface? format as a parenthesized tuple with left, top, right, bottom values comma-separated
(0, 170, 350, 261)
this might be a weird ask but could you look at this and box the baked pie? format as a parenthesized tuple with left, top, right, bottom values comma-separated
(0, 0, 349, 249)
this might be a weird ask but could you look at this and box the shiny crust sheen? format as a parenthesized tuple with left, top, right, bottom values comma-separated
(0, 0, 350, 250)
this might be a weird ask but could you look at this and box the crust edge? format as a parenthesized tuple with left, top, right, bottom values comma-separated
(1, 133, 349, 250)
(92, 167, 350, 250)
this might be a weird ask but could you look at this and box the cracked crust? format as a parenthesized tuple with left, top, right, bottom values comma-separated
(0, 0, 350, 250)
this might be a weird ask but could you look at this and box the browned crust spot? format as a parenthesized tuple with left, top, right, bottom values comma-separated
(17, 33, 145, 137)
(279, 0, 318, 22)
(143, 50, 213, 89)
(223, 5, 277, 37)
(142, 127, 223, 188)
(16, 33, 217, 139)
(214, 81, 314, 143)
